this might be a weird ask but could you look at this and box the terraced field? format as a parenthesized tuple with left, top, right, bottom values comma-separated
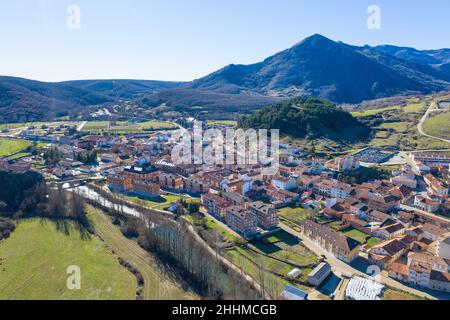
(88, 206, 198, 300)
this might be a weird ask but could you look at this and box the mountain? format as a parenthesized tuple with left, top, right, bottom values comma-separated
(0, 77, 184, 122)
(140, 88, 280, 115)
(62, 79, 185, 99)
(239, 96, 370, 140)
(2, 34, 450, 123)
(189, 34, 450, 103)
(0, 76, 114, 123)
(373, 45, 450, 77)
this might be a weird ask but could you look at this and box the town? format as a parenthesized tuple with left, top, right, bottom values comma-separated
(1, 117, 449, 301)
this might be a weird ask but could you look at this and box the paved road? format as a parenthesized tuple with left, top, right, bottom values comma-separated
(418, 102, 450, 144)
(77, 121, 88, 132)
(279, 223, 438, 300)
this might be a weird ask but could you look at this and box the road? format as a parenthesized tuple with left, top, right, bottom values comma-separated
(418, 102, 450, 144)
(279, 223, 438, 300)
(77, 121, 88, 132)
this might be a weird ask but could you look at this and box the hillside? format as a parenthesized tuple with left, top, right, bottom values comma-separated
(190, 34, 450, 104)
(0, 77, 184, 123)
(0, 76, 113, 123)
(238, 96, 370, 140)
(63, 79, 185, 99)
(140, 88, 281, 116)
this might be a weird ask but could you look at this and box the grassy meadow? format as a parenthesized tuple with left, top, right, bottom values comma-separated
(0, 219, 137, 300)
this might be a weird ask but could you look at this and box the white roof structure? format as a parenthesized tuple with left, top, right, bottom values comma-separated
(345, 277, 385, 300)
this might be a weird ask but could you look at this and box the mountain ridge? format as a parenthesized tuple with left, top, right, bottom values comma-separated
(1, 34, 450, 122)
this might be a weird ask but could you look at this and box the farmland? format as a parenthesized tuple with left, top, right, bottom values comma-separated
(223, 230, 318, 297)
(0, 219, 136, 300)
(0, 138, 33, 157)
(422, 111, 450, 140)
(81, 121, 177, 134)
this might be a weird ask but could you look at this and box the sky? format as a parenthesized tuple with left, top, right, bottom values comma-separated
(0, 0, 449, 82)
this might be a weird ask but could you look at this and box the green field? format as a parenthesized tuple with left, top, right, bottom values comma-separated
(0, 121, 80, 130)
(343, 228, 370, 243)
(124, 194, 200, 211)
(423, 111, 450, 140)
(82, 121, 177, 134)
(0, 138, 33, 157)
(82, 121, 110, 132)
(279, 206, 316, 226)
(207, 120, 238, 126)
(403, 102, 426, 113)
(351, 106, 401, 117)
(0, 219, 136, 300)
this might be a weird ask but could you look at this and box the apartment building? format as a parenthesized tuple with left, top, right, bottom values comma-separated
(201, 193, 231, 220)
(248, 201, 279, 230)
(225, 206, 258, 238)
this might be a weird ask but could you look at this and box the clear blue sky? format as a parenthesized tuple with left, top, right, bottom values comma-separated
(1, 0, 449, 82)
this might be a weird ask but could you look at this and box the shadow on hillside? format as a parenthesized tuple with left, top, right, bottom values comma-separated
(38, 218, 92, 241)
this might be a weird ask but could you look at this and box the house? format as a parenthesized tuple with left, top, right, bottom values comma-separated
(366, 210, 391, 224)
(390, 177, 417, 189)
(369, 238, 408, 268)
(248, 201, 279, 230)
(107, 174, 160, 199)
(301, 220, 361, 263)
(373, 223, 405, 240)
(405, 226, 425, 241)
(389, 262, 409, 282)
(266, 189, 298, 207)
(414, 195, 441, 213)
(222, 191, 248, 206)
(367, 192, 400, 213)
(406, 252, 450, 291)
(279, 285, 308, 300)
(342, 214, 371, 234)
(225, 206, 258, 238)
(131, 180, 160, 199)
(422, 223, 449, 241)
(154, 173, 184, 191)
(314, 179, 353, 200)
(307, 262, 332, 287)
(437, 236, 450, 260)
(424, 174, 449, 197)
(429, 270, 450, 293)
(184, 176, 210, 194)
(335, 156, 360, 172)
(271, 176, 297, 191)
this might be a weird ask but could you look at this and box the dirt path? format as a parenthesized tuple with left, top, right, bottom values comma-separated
(88, 207, 198, 300)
